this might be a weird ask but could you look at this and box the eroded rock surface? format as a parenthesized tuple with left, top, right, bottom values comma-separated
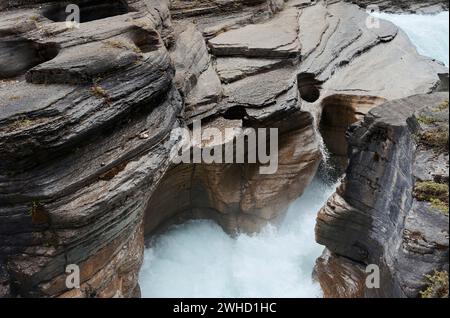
(0, 0, 448, 298)
(315, 93, 449, 297)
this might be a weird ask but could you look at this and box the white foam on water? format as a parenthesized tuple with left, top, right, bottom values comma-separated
(372, 11, 449, 66)
(139, 11, 449, 298)
(139, 178, 336, 298)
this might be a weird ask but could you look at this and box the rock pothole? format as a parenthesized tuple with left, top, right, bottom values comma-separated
(297, 73, 321, 103)
(42, 0, 131, 23)
(130, 28, 161, 53)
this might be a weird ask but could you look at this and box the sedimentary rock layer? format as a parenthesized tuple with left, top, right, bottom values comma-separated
(315, 93, 449, 297)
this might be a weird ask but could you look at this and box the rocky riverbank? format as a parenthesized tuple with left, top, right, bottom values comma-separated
(0, 0, 448, 297)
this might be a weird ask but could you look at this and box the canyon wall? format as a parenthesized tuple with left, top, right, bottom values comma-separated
(315, 93, 449, 298)
(344, 0, 449, 13)
(0, 0, 447, 297)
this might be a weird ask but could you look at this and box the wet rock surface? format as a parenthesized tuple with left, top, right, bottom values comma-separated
(0, 0, 448, 297)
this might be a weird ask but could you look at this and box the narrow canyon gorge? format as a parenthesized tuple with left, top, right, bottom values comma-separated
(0, 0, 448, 298)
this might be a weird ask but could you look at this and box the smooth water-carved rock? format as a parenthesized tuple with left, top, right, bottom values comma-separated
(0, 0, 448, 298)
(42, 0, 132, 23)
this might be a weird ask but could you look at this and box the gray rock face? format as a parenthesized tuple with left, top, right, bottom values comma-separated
(0, 0, 448, 298)
(208, 8, 300, 58)
(315, 93, 449, 297)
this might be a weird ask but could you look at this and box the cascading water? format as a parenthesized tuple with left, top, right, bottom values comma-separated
(139, 178, 335, 298)
(139, 12, 450, 298)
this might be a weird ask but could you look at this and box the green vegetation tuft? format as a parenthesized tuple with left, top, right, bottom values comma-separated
(430, 198, 449, 215)
(90, 85, 108, 98)
(417, 115, 438, 125)
(9, 118, 34, 131)
(414, 181, 448, 201)
(414, 181, 449, 216)
(420, 271, 449, 298)
(415, 105, 449, 151)
(418, 127, 449, 151)
(103, 39, 142, 54)
(28, 15, 40, 22)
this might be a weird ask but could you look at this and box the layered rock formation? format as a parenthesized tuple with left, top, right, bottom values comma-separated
(345, 0, 449, 14)
(315, 93, 449, 297)
(0, 0, 447, 297)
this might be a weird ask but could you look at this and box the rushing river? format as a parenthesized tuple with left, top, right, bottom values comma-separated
(139, 12, 450, 298)
(140, 177, 334, 298)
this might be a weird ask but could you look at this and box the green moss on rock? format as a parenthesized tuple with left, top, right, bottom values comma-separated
(420, 271, 449, 298)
